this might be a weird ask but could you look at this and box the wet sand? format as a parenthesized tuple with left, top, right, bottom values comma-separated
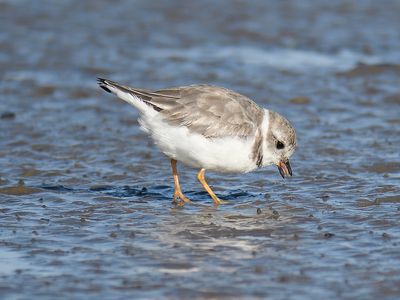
(1, 1, 400, 299)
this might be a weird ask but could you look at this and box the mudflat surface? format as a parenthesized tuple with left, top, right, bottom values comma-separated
(1, 1, 400, 299)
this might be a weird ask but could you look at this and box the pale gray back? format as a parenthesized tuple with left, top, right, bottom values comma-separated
(128, 84, 264, 138)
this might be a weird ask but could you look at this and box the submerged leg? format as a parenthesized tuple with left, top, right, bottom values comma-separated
(197, 168, 224, 205)
(171, 159, 190, 204)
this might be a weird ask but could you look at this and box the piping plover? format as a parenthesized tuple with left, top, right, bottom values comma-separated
(97, 78, 297, 206)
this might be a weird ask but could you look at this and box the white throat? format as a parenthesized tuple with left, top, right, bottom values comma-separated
(260, 109, 274, 166)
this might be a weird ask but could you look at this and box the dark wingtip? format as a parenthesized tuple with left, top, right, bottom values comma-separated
(99, 85, 112, 93)
(97, 77, 112, 93)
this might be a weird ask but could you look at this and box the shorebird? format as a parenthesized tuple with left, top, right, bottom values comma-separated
(98, 78, 296, 206)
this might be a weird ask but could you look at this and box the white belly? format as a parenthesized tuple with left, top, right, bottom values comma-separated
(139, 114, 257, 173)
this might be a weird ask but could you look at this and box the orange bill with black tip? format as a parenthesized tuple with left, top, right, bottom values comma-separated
(277, 160, 292, 178)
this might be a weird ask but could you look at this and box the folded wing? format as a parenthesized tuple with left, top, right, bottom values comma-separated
(98, 78, 264, 138)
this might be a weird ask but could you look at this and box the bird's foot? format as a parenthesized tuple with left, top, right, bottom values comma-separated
(212, 197, 228, 206)
(173, 190, 191, 206)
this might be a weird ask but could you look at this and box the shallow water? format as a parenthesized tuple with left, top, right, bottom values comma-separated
(1, 0, 400, 299)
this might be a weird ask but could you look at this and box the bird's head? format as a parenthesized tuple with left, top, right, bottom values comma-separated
(265, 111, 297, 178)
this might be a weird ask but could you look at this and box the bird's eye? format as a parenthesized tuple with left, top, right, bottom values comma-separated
(276, 141, 285, 149)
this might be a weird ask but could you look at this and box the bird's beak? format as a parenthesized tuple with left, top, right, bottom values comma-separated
(277, 159, 292, 179)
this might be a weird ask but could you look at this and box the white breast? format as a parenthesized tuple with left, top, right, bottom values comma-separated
(139, 114, 258, 173)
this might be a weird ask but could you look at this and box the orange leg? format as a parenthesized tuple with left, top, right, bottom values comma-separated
(171, 159, 190, 204)
(197, 168, 225, 205)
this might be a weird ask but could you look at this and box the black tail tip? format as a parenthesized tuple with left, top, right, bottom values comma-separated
(97, 77, 112, 93)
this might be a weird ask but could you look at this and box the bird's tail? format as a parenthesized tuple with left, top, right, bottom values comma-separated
(97, 78, 161, 114)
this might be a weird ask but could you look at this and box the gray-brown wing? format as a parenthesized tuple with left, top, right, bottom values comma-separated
(98, 79, 264, 138)
(148, 85, 264, 138)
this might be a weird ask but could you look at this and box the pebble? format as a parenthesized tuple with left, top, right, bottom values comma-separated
(324, 232, 335, 238)
(1, 111, 16, 120)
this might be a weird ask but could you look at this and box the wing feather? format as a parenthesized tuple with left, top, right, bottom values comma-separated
(152, 85, 264, 138)
(99, 79, 264, 139)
